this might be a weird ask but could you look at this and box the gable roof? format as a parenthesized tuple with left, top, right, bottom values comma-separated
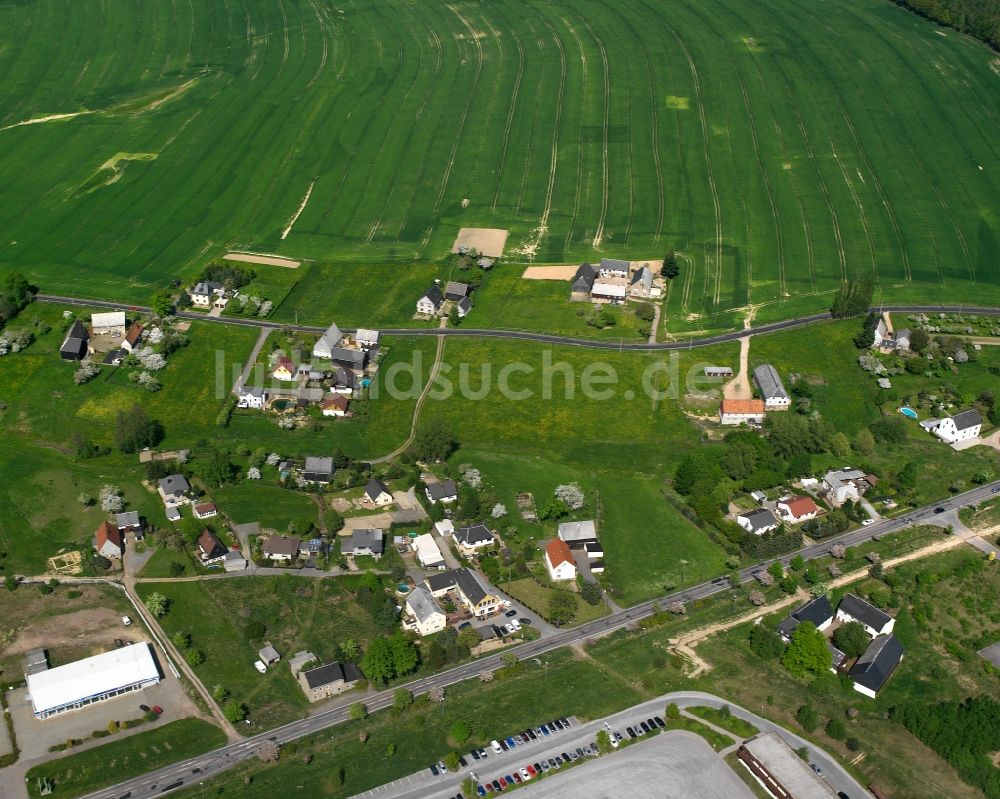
(457, 296, 472, 314)
(355, 328, 379, 344)
(123, 322, 143, 347)
(116, 511, 141, 528)
(420, 284, 444, 308)
(197, 529, 227, 560)
(60, 321, 89, 354)
(445, 281, 469, 298)
(739, 508, 778, 532)
(572, 263, 597, 292)
(406, 585, 443, 623)
(304, 661, 363, 689)
(364, 477, 391, 502)
(425, 569, 457, 593)
(950, 408, 982, 431)
(321, 395, 349, 412)
(328, 347, 367, 367)
(263, 535, 300, 556)
(303, 456, 334, 475)
(426, 479, 458, 501)
(454, 568, 492, 605)
(792, 594, 833, 627)
(194, 502, 217, 515)
(546, 539, 574, 569)
(454, 523, 494, 547)
(849, 634, 904, 693)
(721, 398, 766, 415)
(781, 496, 818, 518)
(752, 363, 788, 400)
(96, 521, 123, 552)
(313, 322, 343, 356)
(838, 593, 892, 630)
(342, 528, 384, 556)
(599, 258, 630, 273)
(158, 474, 190, 495)
(557, 520, 598, 543)
(630, 265, 653, 288)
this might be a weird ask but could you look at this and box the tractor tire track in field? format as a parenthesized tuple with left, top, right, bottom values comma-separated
(303, 0, 330, 90)
(831, 141, 878, 278)
(600, 4, 637, 246)
(490, 16, 525, 210)
(366, 12, 424, 243)
(678, 250, 696, 314)
(579, 16, 611, 250)
(276, 0, 290, 72)
(556, 12, 588, 254)
(427, 4, 485, 240)
(512, 17, 546, 219)
(669, 26, 723, 309)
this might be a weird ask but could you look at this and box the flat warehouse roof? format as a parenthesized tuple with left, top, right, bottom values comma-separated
(27, 643, 159, 715)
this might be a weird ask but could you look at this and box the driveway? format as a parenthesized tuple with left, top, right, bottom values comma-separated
(392, 488, 428, 518)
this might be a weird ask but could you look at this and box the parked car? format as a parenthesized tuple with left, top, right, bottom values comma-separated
(551, 719, 563, 730)
(438, 760, 448, 773)
(139, 704, 151, 713)
(254, 660, 267, 674)
(640, 721, 650, 733)
(559, 717, 570, 727)
(934, 507, 946, 514)
(540, 724, 550, 736)
(653, 716, 665, 728)
(525, 729, 537, 741)
(862, 518, 874, 526)
(429, 764, 439, 776)
(151, 705, 163, 715)
(458, 754, 468, 767)
(121, 616, 132, 626)
(471, 749, 481, 761)
(811, 764, 824, 777)
(519, 767, 531, 780)
(491, 740, 503, 754)
(505, 609, 518, 618)
(511, 773, 521, 784)
(519, 618, 531, 625)
(626, 727, 636, 738)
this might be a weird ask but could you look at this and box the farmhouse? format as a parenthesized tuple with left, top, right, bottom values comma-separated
(298, 661, 363, 702)
(413, 533, 447, 570)
(425, 568, 501, 618)
(312, 321, 343, 360)
(189, 281, 224, 308)
(263, 535, 300, 562)
(425, 479, 458, 504)
(545, 539, 577, 581)
(302, 456, 335, 484)
(925, 409, 982, 444)
(719, 398, 766, 426)
(737, 508, 779, 535)
(822, 468, 873, 507)
(752, 364, 791, 410)
(557, 520, 598, 548)
(115, 511, 143, 539)
(836, 593, 895, 637)
(59, 320, 88, 361)
(341, 528, 384, 560)
(401, 585, 447, 636)
(95, 521, 124, 559)
(364, 478, 393, 506)
(237, 386, 267, 409)
(416, 284, 444, 315)
(453, 523, 495, 555)
(570, 263, 598, 299)
(456, 296, 472, 318)
(354, 328, 380, 349)
(193, 502, 218, 520)
(26, 642, 160, 720)
(599, 258, 629, 278)
(197, 529, 228, 564)
(628, 264, 655, 298)
(738, 732, 839, 799)
(121, 322, 144, 353)
(849, 634, 904, 698)
(158, 474, 191, 506)
(445, 281, 469, 301)
(777, 595, 834, 642)
(91, 311, 126, 337)
(321, 395, 350, 417)
(777, 496, 818, 524)
(328, 346, 368, 371)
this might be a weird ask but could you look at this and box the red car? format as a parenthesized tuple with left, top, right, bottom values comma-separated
(498, 777, 507, 789)
(152, 705, 164, 715)
(526, 765, 537, 777)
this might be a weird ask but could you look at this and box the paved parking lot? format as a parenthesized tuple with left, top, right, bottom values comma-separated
(510, 732, 754, 798)
(7, 668, 197, 761)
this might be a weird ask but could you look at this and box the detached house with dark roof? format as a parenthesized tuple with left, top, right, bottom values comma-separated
(425, 479, 458, 504)
(849, 634, 904, 698)
(928, 409, 982, 444)
(737, 508, 779, 535)
(416, 284, 444, 316)
(424, 568, 501, 618)
(197, 529, 228, 564)
(341, 528, 384, 560)
(59, 320, 89, 361)
(158, 474, 191, 507)
(453, 523, 495, 556)
(298, 661, 363, 702)
(364, 478, 393, 506)
(571, 263, 598, 299)
(302, 456, 335, 484)
(836, 593, 895, 637)
(777, 595, 833, 642)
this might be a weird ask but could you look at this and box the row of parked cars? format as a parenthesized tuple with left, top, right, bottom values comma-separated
(477, 744, 599, 794)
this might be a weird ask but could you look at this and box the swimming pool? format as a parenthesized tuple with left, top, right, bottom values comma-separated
(899, 406, 918, 419)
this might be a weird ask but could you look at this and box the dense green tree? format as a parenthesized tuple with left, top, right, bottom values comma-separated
(223, 700, 247, 723)
(389, 634, 420, 677)
(115, 404, 161, 453)
(853, 428, 876, 456)
(661, 250, 679, 279)
(832, 621, 870, 658)
(909, 328, 930, 352)
(796, 704, 819, 732)
(348, 702, 368, 720)
(826, 718, 846, 741)
(360, 639, 395, 685)
(548, 589, 578, 626)
(449, 720, 471, 744)
(580, 581, 603, 605)
(749, 624, 785, 660)
(413, 418, 459, 462)
(144, 592, 169, 617)
(150, 289, 175, 317)
(781, 622, 832, 678)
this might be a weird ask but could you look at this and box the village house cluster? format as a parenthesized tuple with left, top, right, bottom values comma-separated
(570, 258, 663, 304)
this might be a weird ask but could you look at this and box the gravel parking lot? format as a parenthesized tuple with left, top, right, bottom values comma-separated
(511, 731, 754, 799)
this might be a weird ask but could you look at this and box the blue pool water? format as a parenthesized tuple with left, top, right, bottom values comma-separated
(899, 406, 918, 419)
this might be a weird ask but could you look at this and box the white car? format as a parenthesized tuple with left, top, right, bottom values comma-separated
(862, 518, 875, 526)
(254, 660, 267, 674)
(121, 616, 132, 626)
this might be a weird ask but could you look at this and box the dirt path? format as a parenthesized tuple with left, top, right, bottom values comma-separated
(521, 264, 578, 280)
(232, 328, 270, 394)
(672, 531, 973, 677)
(649, 303, 661, 345)
(722, 335, 752, 400)
(223, 252, 300, 268)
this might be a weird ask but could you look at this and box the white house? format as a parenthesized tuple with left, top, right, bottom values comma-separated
(453, 523, 495, 556)
(929, 409, 982, 444)
(158, 474, 191, 507)
(849, 635, 904, 698)
(777, 496, 819, 524)
(320, 395, 350, 417)
(416, 284, 444, 316)
(312, 322, 343, 360)
(121, 323, 144, 353)
(91, 311, 126, 337)
(262, 535, 300, 562)
(189, 281, 224, 308)
(402, 586, 447, 636)
(193, 502, 218, 520)
(355, 328, 380, 349)
(752, 364, 791, 410)
(737, 508, 779, 535)
(413, 533, 446, 570)
(364, 478, 393, 506)
(545, 539, 577, 581)
(425, 479, 458, 504)
(719, 398, 766, 426)
(237, 386, 267, 409)
(598, 258, 630, 278)
(836, 594, 895, 637)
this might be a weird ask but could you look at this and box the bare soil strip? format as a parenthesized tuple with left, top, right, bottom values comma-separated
(451, 227, 509, 258)
(224, 252, 301, 268)
(522, 264, 579, 280)
(281, 179, 316, 240)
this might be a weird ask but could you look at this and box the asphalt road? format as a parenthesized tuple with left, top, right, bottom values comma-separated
(37, 294, 1000, 351)
(78, 479, 1000, 799)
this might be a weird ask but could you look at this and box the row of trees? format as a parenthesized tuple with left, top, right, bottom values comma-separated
(830, 276, 875, 319)
(0, 272, 34, 325)
(891, 0, 1000, 50)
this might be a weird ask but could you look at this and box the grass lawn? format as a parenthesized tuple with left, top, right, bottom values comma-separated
(138, 544, 204, 578)
(960, 498, 1000, 530)
(503, 577, 609, 626)
(26, 718, 226, 799)
(662, 715, 734, 751)
(135, 576, 387, 729)
(212, 482, 319, 532)
(686, 705, 758, 738)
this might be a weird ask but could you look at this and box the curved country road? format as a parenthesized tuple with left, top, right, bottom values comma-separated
(37, 294, 1000, 351)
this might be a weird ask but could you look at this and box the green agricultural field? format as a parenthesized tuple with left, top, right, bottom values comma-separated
(0, 0, 997, 330)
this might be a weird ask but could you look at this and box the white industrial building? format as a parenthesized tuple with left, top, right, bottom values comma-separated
(27, 643, 160, 719)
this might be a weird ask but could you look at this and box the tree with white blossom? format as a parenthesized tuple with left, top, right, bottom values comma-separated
(554, 483, 586, 510)
(266, 453, 280, 466)
(490, 503, 507, 519)
(99, 484, 124, 513)
(247, 467, 261, 480)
